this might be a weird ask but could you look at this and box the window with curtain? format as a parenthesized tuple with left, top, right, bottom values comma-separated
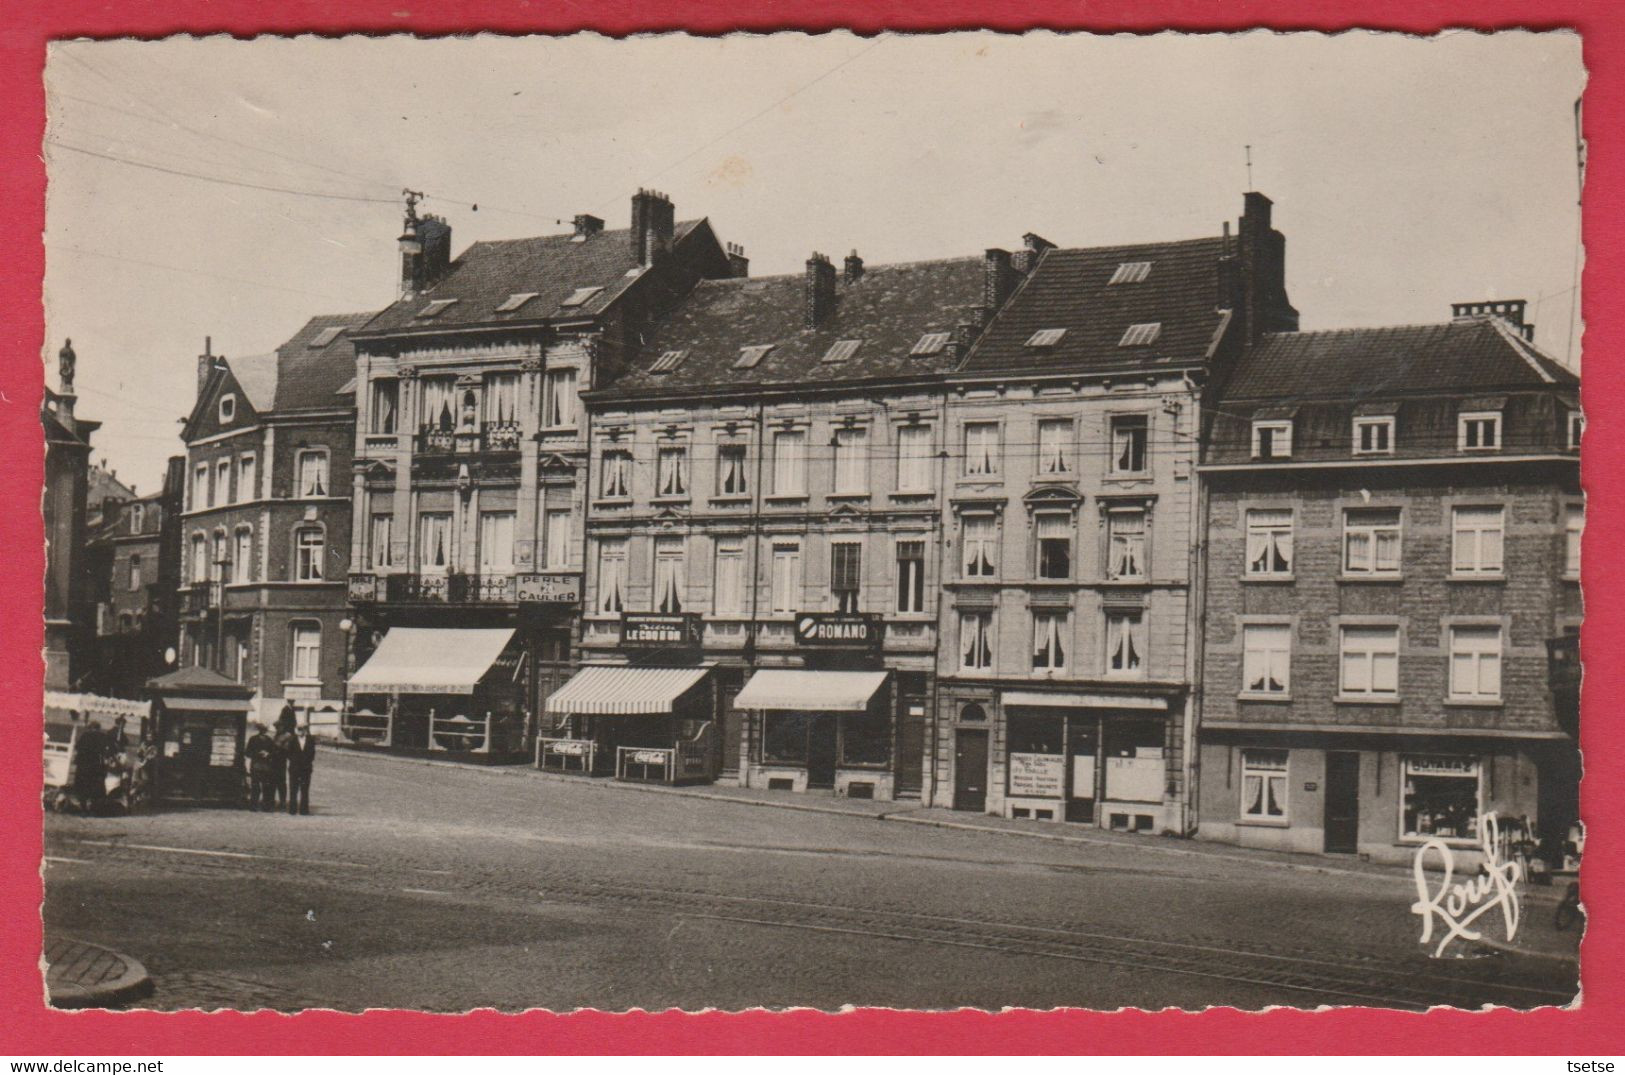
(190, 535, 207, 585)
(1035, 514, 1072, 580)
(1452, 506, 1505, 575)
(1340, 625, 1399, 697)
(1107, 509, 1147, 580)
(238, 453, 256, 503)
(212, 532, 226, 581)
(419, 513, 452, 573)
(1111, 415, 1149, 473)
(421, 377, 456, 431)
(771, 541, 801, 612)
(370, 515, 393, 569)
(1032, 611, 1067, 672)
(544, 509, 572, 571)
(1344, 508, 1402, 575)
(194, 464, 210, 510)
(297, 451, 329, 497)
(1105, 611, 1145, 676)
(128, 503, 144, 534)
(597, 540, 627, 613)
(896, 425, 933, 491)
(294, 527, 324, 581)
(290, 623, 321, 680)
(656, 446, 689, 498)
(717, 444, 749, 496)
(544, 368, 578, 428)
(128, 555, 143, 592)
(963, 423, 999, 477)
(962, 515, 997, 578)
(959, 611, 993, 671)
(1243, 623, 1291, 694)
(831, 541, 862, 612)
(371, 379, 399, 433)
(714, 540, 745, 614)
(1449, 626, 1502, 700)
(216, 459, 232, 505)
(1245, 508, 1294, 576)
(480, 511, 515, 572)
(895, 539, 925, 614)
(233, 530, 251, 583)
(772, 431, 806, 495)
(1241, 750, 1289, 821)
(1037, 418, 1072, 475)
(484, 372, 519, 425)
(833, 428, 867, 494)
(654, 537, 686, 613)
(600, 449, 631, 498)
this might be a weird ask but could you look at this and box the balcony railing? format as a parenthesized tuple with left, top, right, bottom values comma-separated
(183, 586, 214, 614)
(379, 572, 517, 605)
(413, 422, 524, 456)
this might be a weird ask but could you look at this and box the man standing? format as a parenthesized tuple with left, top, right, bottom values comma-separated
(245, 723, 277, 811)
(273, 701, 297, 809)
(71, 719, 106, 816)
(286, 718, 315, 816)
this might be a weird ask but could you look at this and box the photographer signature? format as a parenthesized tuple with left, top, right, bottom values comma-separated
(1410, 812, 1523, 958)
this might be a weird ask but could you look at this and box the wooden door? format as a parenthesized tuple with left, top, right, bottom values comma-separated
(953, 728, 989, 812)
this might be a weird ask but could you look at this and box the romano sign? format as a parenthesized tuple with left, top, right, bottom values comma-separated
(621, 613, 703, 648)
(794, 612, 882, 648)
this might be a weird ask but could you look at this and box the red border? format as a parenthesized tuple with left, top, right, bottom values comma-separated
(2, 2, 1618, 1055)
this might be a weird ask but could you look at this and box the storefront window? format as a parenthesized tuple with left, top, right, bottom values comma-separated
(1401, 756, 1481, 841)
(1103, 718, 1163, 803)
(1006, 711, 1065, 799)
(840, 710, 890, 766)
(762, 712, 810, 764)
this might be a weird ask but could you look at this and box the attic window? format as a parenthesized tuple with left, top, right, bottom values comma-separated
(822, 339, 863, 364)
(560, 286, 603, 308)
(734, 344, 774, 370)
(218, 394, 236, 423)
(650, 350, 689, 374)
(1119, 322, 1163, 347)
(308, 327, 345, 348)
(495, 292, 538, 313)
(416, 298, 459, 319)
(1026, 328, 1067, 348)
(1110, 262, 1153, 285)
(911, 332, 951, 356)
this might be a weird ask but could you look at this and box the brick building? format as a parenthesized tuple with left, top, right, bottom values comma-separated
(342, 191, 733, 755)
(1195, 302, 1582, 863)
(932, 194, 1299, 832)
(571, 246, 1015, 796)
(178, 317, 367, 727)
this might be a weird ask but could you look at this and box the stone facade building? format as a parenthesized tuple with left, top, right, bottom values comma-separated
(1195, 302, 1582, 863)
(178, 317, 366, 727)
(932, 194, 1299, 832)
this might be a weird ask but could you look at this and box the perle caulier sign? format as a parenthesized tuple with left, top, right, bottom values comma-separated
(1410, 812, 1524, 958)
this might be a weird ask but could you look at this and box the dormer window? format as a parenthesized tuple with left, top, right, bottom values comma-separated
(1026, 328, 1066, 348)
(1252, 420, 1293, 460)
(1353, 415, 1394, 455)
(911, 332, 950, 356)
(1459, 411, 1502, 451)
(218, 393, 236, 423)
(650, 350, 689, 374)
(559, 286, 603, 308)
(1119, 322, 1163, 347)
(735, 344, 774, 370)
(1109, 261, 1152, 285)
(822, 339, 862, 364)
(308, 326, 344, 348)
(495, 292, 538, 313)
(416, 298, 459, 319)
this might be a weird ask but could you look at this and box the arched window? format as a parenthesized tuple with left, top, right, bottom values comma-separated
(128, 554, 143, 592)
(960, 703, 987, 723)
(294, 526, 325, 581)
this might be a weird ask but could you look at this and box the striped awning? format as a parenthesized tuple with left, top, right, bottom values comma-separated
(733, 670, 889, 712)
(545, 665, 711, 716)
(349, 627, 515, 695)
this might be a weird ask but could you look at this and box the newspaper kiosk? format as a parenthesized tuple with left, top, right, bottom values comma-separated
(146, 666, 255, 806)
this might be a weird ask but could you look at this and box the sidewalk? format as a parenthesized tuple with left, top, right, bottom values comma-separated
(44, 937, 153, 1008)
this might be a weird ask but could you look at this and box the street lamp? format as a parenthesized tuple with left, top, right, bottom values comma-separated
(213, 556, 230, 676)
(339, 618, 355, 739)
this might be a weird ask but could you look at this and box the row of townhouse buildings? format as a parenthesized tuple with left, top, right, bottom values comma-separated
(171, 186, 1581, 863)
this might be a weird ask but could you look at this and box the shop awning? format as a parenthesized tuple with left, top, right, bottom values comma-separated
(1002, 690, 1168, 711)
(734, 670, 889, 713)
(349, 627, 515, 695)
(544, 664, 711, 716)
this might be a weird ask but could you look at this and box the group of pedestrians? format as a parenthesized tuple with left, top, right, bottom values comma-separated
(68, 714, 138, 815)
(244, 702, 317, 815)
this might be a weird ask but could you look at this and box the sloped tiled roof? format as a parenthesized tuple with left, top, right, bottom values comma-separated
(1224, 318, 1578, 402)
(272, 312, 374, 411)
(602, 257, 986, 398)
(959, 237, 1230, 375)
(358, 221, 706, 337)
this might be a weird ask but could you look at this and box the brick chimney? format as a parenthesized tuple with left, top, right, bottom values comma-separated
(726, 242, 750, 279)
(1237, 191, 1298, 342)
(844, 250, 865, 284)
(1012, 232, 1055, 274)
(984, 248, 1016, 315)
(399, 211, 452, 300)
(805, 252, 837, 329)
(630, 188, 675, 265)
(1451, 299, 1534, 341)
(196, 336, 216, 399)
(572, 214, 605, 241)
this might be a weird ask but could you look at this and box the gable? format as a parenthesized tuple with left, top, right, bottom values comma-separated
(185, 363, 263, 442)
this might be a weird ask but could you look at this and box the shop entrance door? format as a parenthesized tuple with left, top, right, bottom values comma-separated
(806, 714, 837, 789)
(1324, 751, 1361, 854)
(953, 728, 988, 811)
(1065, 719, 1098, 823)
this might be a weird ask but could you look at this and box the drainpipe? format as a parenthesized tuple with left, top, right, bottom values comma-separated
(743, 398, 767, 785)
(1183, 385, 1206, 837)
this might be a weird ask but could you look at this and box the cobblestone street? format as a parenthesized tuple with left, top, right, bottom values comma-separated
(43, 748, 1580, 1013)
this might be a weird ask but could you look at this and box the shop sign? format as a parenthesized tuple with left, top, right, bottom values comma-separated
(1405, 757, 1479, 778)
(1008, 752, 1065, 797)
(347, 574, 378, 602)
(794, 612, 881, 648)
(517, 573, 580, 604)
(621, 613, 702, 648)
(629, 749, 670, 766)
(550, 739, 591, 756)
(1410, 811, 1522, 958)
(209, 729, 238, 767)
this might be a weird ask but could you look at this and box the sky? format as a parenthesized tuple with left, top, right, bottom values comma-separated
(43, 31, 1586, 494)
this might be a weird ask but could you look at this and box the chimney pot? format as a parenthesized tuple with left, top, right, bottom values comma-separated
(844, 250, 865, 283)
(726, 242, 750, 279)
(631, 189, 675, 265)
(805, 252, 837, 329)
